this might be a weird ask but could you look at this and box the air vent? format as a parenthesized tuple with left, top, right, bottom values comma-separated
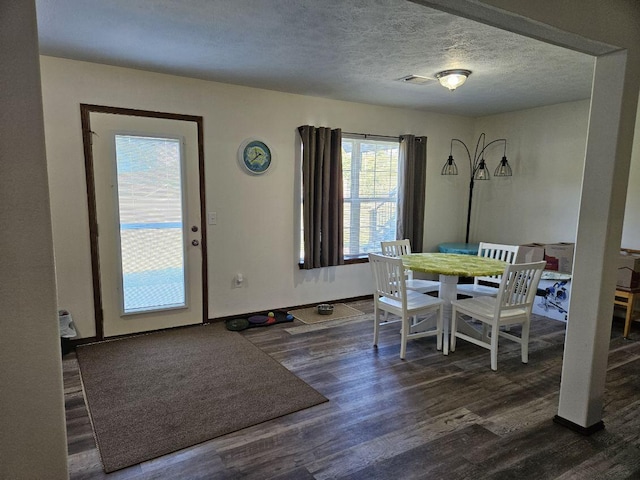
(398, 75, 434, 85)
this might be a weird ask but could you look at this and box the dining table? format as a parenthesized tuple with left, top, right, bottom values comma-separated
(401, 252, 508, 354)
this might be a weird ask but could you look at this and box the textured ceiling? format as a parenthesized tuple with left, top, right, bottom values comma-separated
(35, 0, 595, 117)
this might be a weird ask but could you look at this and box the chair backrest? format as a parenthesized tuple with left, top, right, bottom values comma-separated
(475, 242, 521, 286)
(495, 261, 546, 315)
(380, 239, 412, 257)
(368, 253, 407, 305)
(381, 239, 414, 280)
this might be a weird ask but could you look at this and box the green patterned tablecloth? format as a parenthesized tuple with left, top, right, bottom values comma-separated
(401, 253, 507, 277)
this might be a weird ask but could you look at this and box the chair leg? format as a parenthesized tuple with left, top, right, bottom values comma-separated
(437, 306, 444, 353)
(623, 303, 633, 338)
(400, 316, 408, 360)
(521, 320, 530, 364)
(623, 294, 635, 338)
(450, 307, 457, 353)
(490, 324, 499, 371)
(373, 306, 380, 347)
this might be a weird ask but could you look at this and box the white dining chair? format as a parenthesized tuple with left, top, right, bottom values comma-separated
(456, 242, 520, 298)
(450, 261, 545, 371)
(369, 253, 445, 359)
(381, 239, 440, 294)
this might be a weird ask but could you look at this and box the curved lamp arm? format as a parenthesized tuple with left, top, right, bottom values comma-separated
(476, 138, 507, 166)
(450, 138, 472, 170)
(448, 135, 507, 179)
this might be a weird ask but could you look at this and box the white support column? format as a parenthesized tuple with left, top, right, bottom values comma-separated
(0, 1, 69, 477)
(555, 50, 634, 433)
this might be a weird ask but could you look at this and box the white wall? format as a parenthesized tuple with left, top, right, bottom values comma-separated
(41, 56, 473, 338)
(622, 102, 640, 248)
(472, 98, 640, 251)
(40, 55, 640, 341)
(472, 100, 589, 245)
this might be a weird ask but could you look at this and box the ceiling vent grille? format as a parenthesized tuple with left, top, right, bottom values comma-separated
(399, 75, 434, 85)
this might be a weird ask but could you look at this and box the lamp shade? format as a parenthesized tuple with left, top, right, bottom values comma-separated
(435, 69, 472, 91)
(494, 156, 513, 176)
(474, 159, 490, 180)
(441, 155, 458, 175)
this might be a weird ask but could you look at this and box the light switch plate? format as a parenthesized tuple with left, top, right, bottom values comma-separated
(208, 212, 217, 225)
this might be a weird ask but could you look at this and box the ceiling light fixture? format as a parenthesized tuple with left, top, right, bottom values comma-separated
(435, 69, 472, 91)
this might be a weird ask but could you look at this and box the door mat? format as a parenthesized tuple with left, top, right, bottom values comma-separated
(76, 323, 327, 472)
(287, 303, 365, 324)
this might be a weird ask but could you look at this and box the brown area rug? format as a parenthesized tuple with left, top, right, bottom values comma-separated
(287, 303, 365, 325)
(76, 322, 327, 473)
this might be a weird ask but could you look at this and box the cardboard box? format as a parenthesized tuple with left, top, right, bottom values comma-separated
(617, 252, 640, 288)
(533, 277, 571, 322)
(544, 243, 575, 274)
(517, 243, 545, 263)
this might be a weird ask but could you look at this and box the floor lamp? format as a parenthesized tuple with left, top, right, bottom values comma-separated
(441, 133, 512, 244)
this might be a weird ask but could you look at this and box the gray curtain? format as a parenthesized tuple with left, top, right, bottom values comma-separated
(298, 125, 344, 269)
(397, 135, 427, 252)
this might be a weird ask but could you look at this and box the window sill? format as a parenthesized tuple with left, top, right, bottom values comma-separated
(344, 256, 369, 264)
(297, 256, 369, 269)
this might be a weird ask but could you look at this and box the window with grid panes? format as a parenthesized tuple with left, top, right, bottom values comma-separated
(342, 136, 399, 259)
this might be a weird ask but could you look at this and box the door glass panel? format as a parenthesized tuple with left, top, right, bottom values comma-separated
(115, 135, 186, 314)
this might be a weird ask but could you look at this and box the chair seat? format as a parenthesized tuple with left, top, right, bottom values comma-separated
(406, 278, 440, 294)
(451, 296, 528, 323)
(380, 290, 443, 313)
(456, 283, 500, 297)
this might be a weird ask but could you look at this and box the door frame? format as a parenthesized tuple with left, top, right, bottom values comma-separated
(80, 104, 208, 340)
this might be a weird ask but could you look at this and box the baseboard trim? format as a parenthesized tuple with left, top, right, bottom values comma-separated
(69, 295, 374, 341)
(207, 294, 373, 323)
(553, 415, 605, 435)
(69, 336, 98, 347)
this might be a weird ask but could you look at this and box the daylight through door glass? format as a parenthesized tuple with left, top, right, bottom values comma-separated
(115, 135, 187, 314)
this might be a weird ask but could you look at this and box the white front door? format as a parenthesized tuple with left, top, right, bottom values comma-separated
(88, 110, 205, 337)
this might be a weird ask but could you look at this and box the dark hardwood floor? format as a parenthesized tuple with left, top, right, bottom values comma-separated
(64, 299, 640, 479)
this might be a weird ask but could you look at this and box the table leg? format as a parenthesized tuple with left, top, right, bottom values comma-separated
(438, 275, 486, 353)
(438, 275, 459, 355)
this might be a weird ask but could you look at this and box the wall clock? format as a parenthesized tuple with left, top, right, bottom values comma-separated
(238, 138, 272, 175)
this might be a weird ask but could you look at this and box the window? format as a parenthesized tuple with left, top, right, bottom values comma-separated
(342, 136, 399, 259)
(115, 135, 187, 314)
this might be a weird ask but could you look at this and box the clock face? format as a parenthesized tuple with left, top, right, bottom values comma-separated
(241, 140, 272, 174)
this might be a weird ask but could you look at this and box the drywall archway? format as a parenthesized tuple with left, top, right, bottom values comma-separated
(412, 0, 640, 432)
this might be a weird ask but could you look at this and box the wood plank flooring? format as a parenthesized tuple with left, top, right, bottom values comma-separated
(64, 299, 640, 479)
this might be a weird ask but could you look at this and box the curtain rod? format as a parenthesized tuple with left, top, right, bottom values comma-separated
(344, 131, 400, 140)
(343, 132, 425, 142)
